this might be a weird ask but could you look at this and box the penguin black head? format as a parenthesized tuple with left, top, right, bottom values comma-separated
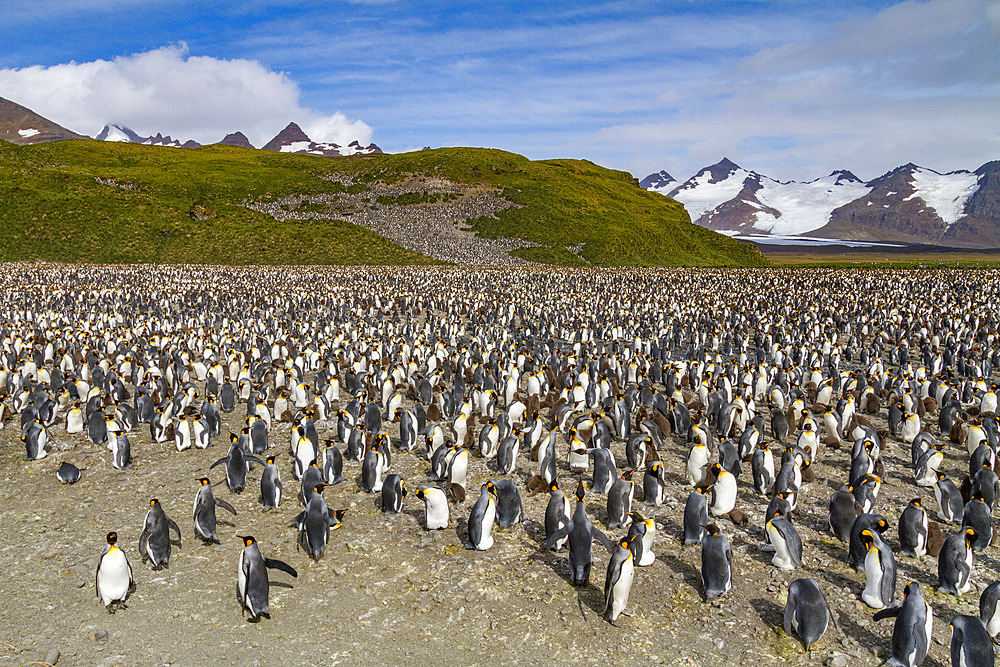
(332, 509, 348, 523)
(703, 524, 721, 537)
(485, 481, 497, 495)
(710, 463, 723, 476)
(314, 484, 329, 495)
(106, 532, 118, 545)
(910, 498, 922, 508)
(150, 498, 160, 507)
(239, 535, 256, 547)
(229, 431, 238, 443)
(964, 527, 978, 545)
(859, 529, 874, 549)
(266, 455, 277, 465)
(574, 479, 586, 502)
(415, 487, 426, 500)
(198, 478, 211, 486)
(622, 470, 636, 482)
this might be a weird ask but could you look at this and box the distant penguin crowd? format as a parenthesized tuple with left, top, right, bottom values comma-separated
(5, 264, 1000, 663)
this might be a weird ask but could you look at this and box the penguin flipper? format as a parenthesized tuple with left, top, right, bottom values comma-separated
(138, 529, 149, 562)
(247, 455, 265, 468)
(167, 518, 183, 546)
(263, 558, 298, 578)
(541, 524, 571, 551)
(592, 527, 614, 553)
(209, 457, 228, 469)
(873, 605, 902, 621)
(215, 498, 238, 516)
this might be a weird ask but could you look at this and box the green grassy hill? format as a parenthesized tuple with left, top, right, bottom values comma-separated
(0, 139, 766, 267)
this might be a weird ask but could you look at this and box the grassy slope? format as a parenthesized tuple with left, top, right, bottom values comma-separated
(339, 148, 767, 267)
(0, 140, 436, 265)
(0, 140, 766, 267)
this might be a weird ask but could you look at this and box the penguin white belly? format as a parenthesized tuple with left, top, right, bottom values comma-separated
(97, 550, 130, 605)
(861, 549, 886, 609)
(237, 552, 248, 601)
(372, 456, 387, 493)
(686, 450, 708, 486)
(766, 524, 794, 570)
(639, 529, 656, 566)
(66, 410, 84, 434)
(957, 550, 973, 594)
(556, 498, 571, 550)
(425, 495, 449, 530)
(710, 478, 737, 516)
(915, 515, 929, 556)
(987, 604, 1000, 637)
(568, 448, 589, 473)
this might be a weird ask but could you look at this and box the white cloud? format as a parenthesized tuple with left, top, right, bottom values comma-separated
(0, 44, 372, 147)
(583, 0, 1000, 181)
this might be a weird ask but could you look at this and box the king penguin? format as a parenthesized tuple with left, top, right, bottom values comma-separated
(192, 478, 237, 544)
(784, 578, 829, 650)
(467, 481, 498, 550)
(544, 478, 571, 551)
(415, 485, 449, 530)
(938, 527, 976, 595)
(139, 499, 182, 570)
(95, 531, 134, 612)
(873, 581, 932, 667)
(381, 474, 406, 514)
(604, 535, 637, 626)
(260, 455, 282, 510)
(237, 535, 297, 622)
(898, 498, 930, 557)
(541, 480, 614, 586)
(701, 523, 732, 600)
(949, 615, 994, 667)
(626, 511, 656, 566)
(859, 528, 896, 609)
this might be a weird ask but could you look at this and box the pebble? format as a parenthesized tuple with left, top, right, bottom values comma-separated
(45, 649, 60, 665)
(90, 629, 108, 642)
(827, 655, 847, 667)
(245, 176, 539, 265)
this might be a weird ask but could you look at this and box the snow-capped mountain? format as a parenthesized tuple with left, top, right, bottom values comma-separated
(816, 163, 990, 245)
(0, 96, 87, 145)
(95, 124, 201, 148)
(644, 158, 1000, 247)
(262, 122, 381, 157)
(638, 170, 676, 193)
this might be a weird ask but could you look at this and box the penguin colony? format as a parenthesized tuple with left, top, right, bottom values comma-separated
(4, 264, 1000, 664)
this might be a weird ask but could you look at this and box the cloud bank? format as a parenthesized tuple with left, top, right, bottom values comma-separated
(0, 44, 372, 147)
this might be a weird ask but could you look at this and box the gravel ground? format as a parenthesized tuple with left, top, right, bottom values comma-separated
(244, 176, 538, 266)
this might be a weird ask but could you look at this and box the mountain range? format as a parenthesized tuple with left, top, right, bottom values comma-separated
(0, 95, 380, 157)
(643, 158, 1000, 247)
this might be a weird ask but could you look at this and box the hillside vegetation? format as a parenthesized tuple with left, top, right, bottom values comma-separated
(0, 139, 766, 266)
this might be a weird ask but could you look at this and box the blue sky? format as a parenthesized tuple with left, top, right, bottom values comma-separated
(1, 0, 998, 180)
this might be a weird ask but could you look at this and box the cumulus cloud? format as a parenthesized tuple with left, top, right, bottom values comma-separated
(0, 44, 372, 147)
